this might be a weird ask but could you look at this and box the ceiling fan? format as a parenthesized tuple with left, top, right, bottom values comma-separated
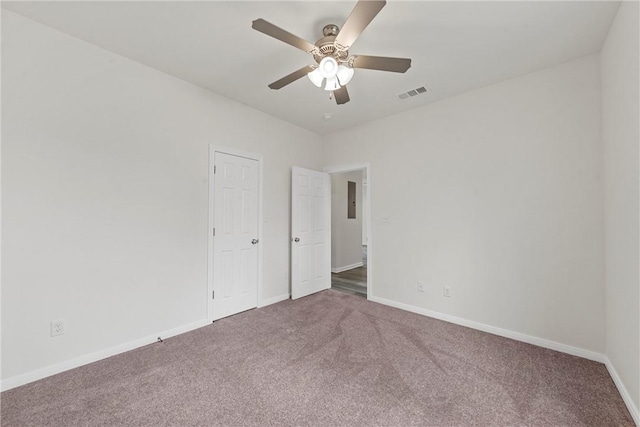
(252, 0, 411, 105)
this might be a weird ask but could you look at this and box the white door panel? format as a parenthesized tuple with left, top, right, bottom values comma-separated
(291, 167, 330, 299)
(212, 152, 259, 320)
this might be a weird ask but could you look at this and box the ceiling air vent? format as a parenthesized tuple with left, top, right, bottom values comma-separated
(398, 86, 428, 100)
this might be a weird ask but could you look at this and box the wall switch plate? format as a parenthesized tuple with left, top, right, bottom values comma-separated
(443, 286, 452, 298)
(417, 281, 425, 292)
(51, 320, 65, 337)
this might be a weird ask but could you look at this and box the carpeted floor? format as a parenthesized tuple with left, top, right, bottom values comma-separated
(1, 290, 634, 426)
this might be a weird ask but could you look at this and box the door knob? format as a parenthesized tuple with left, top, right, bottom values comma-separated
(293, 237, 300, 242)
(251, 239, 259, 244)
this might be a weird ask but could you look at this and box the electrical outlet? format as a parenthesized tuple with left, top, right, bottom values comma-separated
(51, 320, 65, 337)
(443, 286, 452, 298)
(417, 281, 425, 292)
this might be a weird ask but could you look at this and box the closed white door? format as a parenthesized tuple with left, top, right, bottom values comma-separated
(291, 167, 330, 299)
(212, 152, 259, 320)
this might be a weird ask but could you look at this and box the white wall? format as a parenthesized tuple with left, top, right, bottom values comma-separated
(1, 11, 323, 383)
(601, 0, 640, 412)
(323, 55, 605, 354)
(330, 171, 363, 271)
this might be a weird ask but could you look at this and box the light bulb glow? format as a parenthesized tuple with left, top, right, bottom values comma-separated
(336, 65, 354, 86)
(307, 68, 324, 87)
(324, 76, 340, 91)
(319, 57, 338, 78)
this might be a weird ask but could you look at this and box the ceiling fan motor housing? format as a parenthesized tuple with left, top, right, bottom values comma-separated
(313, 36, 349, 63)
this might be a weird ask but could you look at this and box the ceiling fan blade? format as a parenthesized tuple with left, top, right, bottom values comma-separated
(335, 0, 386, 48)
(351, 55, 411, 73)
(252, 19, 317, 54)
(268, 65, 315, 90)
(334, 86, 350, 105)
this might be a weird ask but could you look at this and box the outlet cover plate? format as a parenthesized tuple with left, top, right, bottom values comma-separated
(51, 320, 65, 337)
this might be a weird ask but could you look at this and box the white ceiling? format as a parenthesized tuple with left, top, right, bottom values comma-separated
(3, 1, 620, 135)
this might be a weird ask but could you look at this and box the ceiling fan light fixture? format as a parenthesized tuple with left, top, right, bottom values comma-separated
(318, 57, 339, 78)
(324, 76, 340, 91)
(252, 0, 411, 105)
(307, 68, 324, 87)
(336, 65, 354, 86)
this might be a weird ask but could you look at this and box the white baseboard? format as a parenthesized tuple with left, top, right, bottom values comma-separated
(371, 295, 640, 424)
(0, 319, 210, 392)
(369, 296, 605, 362)
(259, 293, 290, 307)
(604, 357, 640, 426)
(1, 295, 291, 392)
(332, 262, 363, 273)
(5, 295, 637, 426)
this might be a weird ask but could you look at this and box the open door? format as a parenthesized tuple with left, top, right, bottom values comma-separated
(291, 167, 331, 299)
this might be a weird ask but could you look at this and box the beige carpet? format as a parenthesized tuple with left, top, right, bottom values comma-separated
(1, 290, 634, 426)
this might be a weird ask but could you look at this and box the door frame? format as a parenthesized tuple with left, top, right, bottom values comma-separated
(208, 145, 264, 322)
(323, 163, 372, 300)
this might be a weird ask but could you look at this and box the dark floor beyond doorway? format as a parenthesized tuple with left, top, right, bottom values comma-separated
(331, 245, 367, 297)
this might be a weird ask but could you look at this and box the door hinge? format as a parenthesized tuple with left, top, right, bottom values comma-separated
(212, 227, 215, 236)
(212, 290, 215, 299)
(214, 165, 217, 174)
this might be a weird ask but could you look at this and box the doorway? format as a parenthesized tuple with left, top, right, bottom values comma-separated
(208, 147, 263, 321)
(324, 164, 371, 299)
